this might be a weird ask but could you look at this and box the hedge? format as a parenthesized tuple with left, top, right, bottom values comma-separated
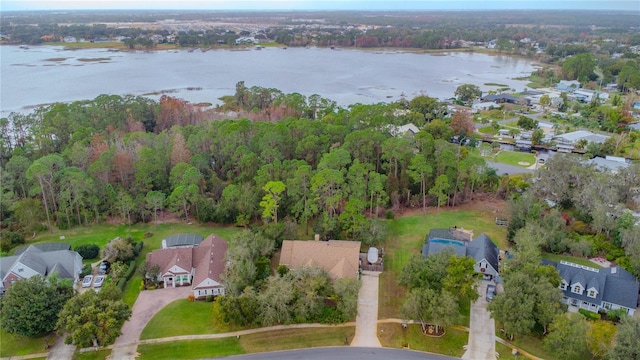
(117, 260, 137, 291)
(75, 244, 100, 259)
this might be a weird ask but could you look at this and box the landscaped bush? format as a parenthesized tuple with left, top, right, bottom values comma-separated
(117, 278, 127, 291)
(80, 264, 92, 277)
(75, 244, 100, 259)
(205, 295, 213, 302)
(123, 260, 136, 281)
(133, 241, 144, 256)
(0, 231, 25, 252)
(578, 309, 601, 321)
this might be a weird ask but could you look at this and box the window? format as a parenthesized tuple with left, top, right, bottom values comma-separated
(588, 289, 596, 298)
(604, 302, 612, 310)
(17, 268, 23, 273)
(560, 281, 567, 290)
(572, 285, 583, 295)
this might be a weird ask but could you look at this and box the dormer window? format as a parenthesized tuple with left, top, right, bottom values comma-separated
(572, 284, 583, 295)
(560, 280, 568, 290)
(587, 287, 598, 298)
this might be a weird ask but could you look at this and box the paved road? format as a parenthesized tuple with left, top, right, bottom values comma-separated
(109, 286, 192, 360)
(350, 271, 382, 347)
(462, 281, 497, 360)
(215, 347, 459, 360)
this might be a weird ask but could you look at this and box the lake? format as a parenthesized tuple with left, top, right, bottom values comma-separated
(1, 45, 536, 116)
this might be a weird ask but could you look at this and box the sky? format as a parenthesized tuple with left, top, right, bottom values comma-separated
(1, 0, 639, 11)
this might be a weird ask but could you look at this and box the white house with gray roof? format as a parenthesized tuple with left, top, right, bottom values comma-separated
(422, 228, 500, 281)
(543, 260, 639, 316)
(0, 243, 82, 294)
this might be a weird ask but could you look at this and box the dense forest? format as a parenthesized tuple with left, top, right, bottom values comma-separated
(0, 86, 501, 253)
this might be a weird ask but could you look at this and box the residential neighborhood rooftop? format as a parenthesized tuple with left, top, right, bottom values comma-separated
(279, 239, 361, 280)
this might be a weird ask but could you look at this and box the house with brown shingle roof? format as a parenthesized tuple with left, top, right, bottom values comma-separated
(279, 239, 361, 280)
(146, 234, 228, 299)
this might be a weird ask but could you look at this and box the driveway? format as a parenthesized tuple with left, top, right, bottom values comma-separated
(462, 281, 497, 360)
(109, 286, 192, 359)
(350, 271, 382, 347)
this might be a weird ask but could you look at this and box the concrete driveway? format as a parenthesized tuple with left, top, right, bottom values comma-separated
(109, 286, 192, 359)
(462, 281, 497, 360)
(350, 271, 382, 347)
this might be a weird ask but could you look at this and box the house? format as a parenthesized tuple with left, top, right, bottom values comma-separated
(388, 123, 420, 137)
(146, 234, 227, 299)
(473, 102, 498, 112)
(481, 94, 527, 106)
(572, 89, 609, 103)
(422, 228, 500, 280)
(552, 130, 609, 153)
(279, 238, 361, 280)
(585, 156, 630, 174)
(556, 80, 581, 93)
(543, 260, 639, 316)
(0, 243, 83, 294)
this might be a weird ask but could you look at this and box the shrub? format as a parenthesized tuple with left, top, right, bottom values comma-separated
(578, 309, 601, 321)
(385, 210, 395, 220)
(205, 295, 214, 302)
(133, 241, 144, 257)
(117, 278, 127, 291)
(75, 244, 100, 259)
(187, 294, 195, 302)
(0, 231, 25, 252)
(123, 260, 136, 281)
(80, 264, 92, 277)
(606, 308, 627, 322)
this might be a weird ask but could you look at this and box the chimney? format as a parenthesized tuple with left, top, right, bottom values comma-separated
(314, 234, 320, 241)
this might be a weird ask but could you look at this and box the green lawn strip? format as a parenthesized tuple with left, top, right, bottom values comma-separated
(378, 323, 467, 357)
(239, 327, 355, 353)
(0, 326, 52, 357)
(458, 295, 471, 327)
(499, 333, 559, 360)
(137, 338, 244, 360)
(140, 299, 241, 340)
(478, 126, 498, 135)
(73, 349, 112, 360)
(542, 253, 602, 268)
(123, 275, 144, 307)
(495, 341, 521, 359)
(494, 151, 536, 167)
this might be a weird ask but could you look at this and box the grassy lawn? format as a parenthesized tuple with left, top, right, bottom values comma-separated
(240, 327, 354, 352)
(493, 151, 536, 167)
(73, 349, 112, 360)
(137, 327, 354, 359)
(0, 328, 53, 357)
(542, 253, 602, 269)
(138, 338, 244, 360)
(378, 323, 467, 358)
(141, 299, 242, 339)
(478, 126, 498, 135)
(497, 331, 559, 360)
(495, 341, 520, 359)
(379, 209, 507, 319)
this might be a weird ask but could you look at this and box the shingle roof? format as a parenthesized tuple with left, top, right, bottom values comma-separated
(279, 240, 361, 280)
(423, 230, 499, 272)
(1, 245, 80, 285)
(543, 260, 639, 309)
(467, 234, 499, 272)
(192, 235, 228, 289)
(146, 234, 228, 291)
(14, 242, 70, 255)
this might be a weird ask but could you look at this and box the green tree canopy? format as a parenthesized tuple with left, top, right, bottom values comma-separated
(1, 275, 73, 337)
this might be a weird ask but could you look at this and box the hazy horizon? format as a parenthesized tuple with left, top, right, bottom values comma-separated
(2, 0, 638, 11)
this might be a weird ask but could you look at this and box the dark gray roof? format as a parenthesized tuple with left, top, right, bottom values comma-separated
(14, 242, 70, 255)
(1, 245, 80, 282)
(422, 230, 499, 270)
(543, 260, 639, 309)
(164, 234, 204, 248)
(467, 234, 500, 272)
(482, 94, 520, 103)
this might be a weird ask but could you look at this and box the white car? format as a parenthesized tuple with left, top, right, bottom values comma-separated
(93, 275, 105, 288)
(82, 275, 93, 288)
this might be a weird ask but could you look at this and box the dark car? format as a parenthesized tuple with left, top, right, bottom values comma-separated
(98, 260, 111, 275)
(486, 284, 497, 302)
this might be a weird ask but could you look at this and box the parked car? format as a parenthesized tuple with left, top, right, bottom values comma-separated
(486, 284, 497, 302)
(82, 275, 93, 288)
(93, 275, 105, 288)
(98, 260, 110, 275)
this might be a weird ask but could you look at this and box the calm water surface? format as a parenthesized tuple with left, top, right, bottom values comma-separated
(1, 45, 536, 115)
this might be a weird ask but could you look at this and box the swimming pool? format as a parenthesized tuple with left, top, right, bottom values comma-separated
(429, 239, 465, 247)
